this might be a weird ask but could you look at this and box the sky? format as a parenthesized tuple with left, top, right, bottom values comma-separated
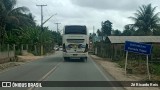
(17, 0, 160, 33)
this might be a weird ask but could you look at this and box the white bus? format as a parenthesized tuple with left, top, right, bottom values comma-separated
(62, 25, 89, 61)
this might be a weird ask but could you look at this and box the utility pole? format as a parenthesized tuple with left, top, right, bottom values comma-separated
(92, 26, 95, 53)
(93, 26, 95, 34)
(36, 4, 47, 55)
(93, 26, 95, 43)
(36, 4, 47, 31)
(55, 23, 61, 45)
(55, 23, 61, 32)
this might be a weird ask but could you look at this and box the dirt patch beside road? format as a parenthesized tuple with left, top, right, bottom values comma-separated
(90, 55, 160, 90)
(18, 56, 44, 62)
(0, 55, 44, 72)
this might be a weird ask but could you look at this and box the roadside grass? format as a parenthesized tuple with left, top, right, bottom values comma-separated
(150, 64, 160, 76)
(114, 59, 160, 81)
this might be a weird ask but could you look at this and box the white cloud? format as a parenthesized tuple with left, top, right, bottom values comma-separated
(71, 0, 140, 11)
(17, 0, 160, 33)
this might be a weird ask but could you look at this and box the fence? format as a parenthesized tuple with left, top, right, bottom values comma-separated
(94, 42, 160, 76)
(0, 43, 54, 63)
(0, 51, 15, 63)
(94, 42, 160, 61)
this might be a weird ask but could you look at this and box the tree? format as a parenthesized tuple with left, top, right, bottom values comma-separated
(101, 20, 112, 36)
(112, 29, 122, 36)
(122, 24, 136, 36)
(153, 25, 160, 36)
(0, 0, 30, 44)
(97, 29, 102, 36)
(0, 0, 60, 55)
(89, 33, 96, 43)
(129, 3, 160, 35)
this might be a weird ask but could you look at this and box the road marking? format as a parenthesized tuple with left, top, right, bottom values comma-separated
(27, 61, 62, 90)
(88, 56, 110, 81)
(39, 62, 62, 81)
(37, 52, 63, 81)
(89, 56, 119, 90)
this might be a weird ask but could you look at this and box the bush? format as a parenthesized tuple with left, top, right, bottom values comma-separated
(150, 64, 160, 75)
(0, 44, 8, 51)
(116, 59, 125, 68)
(152, 45, 160, 58)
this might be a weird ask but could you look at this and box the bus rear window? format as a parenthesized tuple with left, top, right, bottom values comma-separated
(65, 26, 87, 34)
(67, 39, 84, 43)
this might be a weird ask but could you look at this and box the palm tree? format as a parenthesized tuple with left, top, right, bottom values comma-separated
(129, 4, 160, 35)
(0, 0, 30, 44)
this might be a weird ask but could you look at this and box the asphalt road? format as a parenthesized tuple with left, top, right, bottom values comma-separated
(0, 51, 124, 90)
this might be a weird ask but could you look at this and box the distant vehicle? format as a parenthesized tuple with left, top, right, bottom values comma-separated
(54, 45, 59, 51)
(59, 46, 63, 51)
(62, 25, 89, 61)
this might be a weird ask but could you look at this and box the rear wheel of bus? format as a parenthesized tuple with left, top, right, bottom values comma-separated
(64, 57, 69, 62)
(81, 57, 87, 62)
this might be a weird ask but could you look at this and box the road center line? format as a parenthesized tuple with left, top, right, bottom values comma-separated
(27, 61, 63, 90)
(39, 62, 62, 81)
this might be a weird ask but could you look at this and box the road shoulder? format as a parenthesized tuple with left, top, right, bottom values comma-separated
(0, 55, 44, 73)
(90, 55, 160, 90)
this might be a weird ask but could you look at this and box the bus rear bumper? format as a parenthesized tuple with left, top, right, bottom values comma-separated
(63, 52, 88, 59)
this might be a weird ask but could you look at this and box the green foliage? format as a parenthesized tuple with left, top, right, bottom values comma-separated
(0, 0, 32, 44)
(122, 30, 132, 36)
(112, 29, 122, 36)
(122, 24, 136, 36)
(97, 29, 102, 36)
(89, 33, 96, 41)
(129, 3, 160, 35)
(0, 44, 8, 51)
(152, 45, 160, 58)
(101, 20, 112, 36)
(116, 59, 125, 68)
(153, 28, 160, 36)
(0, 0, 62, 55)
(150, 64, 160, 75)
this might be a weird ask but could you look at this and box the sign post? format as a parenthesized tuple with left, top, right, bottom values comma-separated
(124, 41, 152, 80)
(146, 55, 150, 80)
(125, 51, 128, 75)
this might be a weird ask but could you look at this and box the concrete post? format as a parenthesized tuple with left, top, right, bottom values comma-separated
(34, 45, 37, 55)
(26, 44, 28, 51)
(13, 44, 15, 56)
(21, 44, 23, 55)
(7, 44, 9, 57)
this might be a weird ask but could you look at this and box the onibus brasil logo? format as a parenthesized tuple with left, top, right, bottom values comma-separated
(2, 82, 42, 88)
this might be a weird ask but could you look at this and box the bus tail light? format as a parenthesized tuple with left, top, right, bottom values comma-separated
(84, 44, 88, 53)
(63, 43, 67, 52)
